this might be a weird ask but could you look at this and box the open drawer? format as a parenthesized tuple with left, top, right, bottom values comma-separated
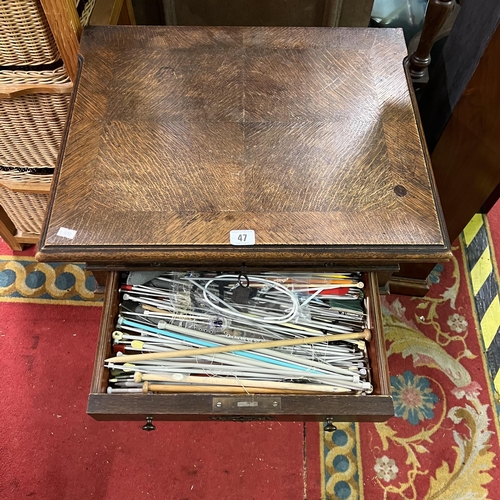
(87, 271, 393, 423)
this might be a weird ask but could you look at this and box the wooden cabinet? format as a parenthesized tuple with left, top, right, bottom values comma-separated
(37, 26, 450, 424)
(163, 0, 375, 27)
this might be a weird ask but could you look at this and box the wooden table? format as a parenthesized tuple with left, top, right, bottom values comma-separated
(37, 26, 450, 424)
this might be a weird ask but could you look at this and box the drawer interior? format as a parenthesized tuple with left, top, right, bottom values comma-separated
(88, 271, 393, 422)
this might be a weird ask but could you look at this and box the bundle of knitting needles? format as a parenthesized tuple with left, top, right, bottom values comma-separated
(105, 271, 373, 395)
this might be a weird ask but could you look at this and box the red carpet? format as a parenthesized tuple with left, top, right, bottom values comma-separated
(2, 199, 500, 499)
(0, 241, 322, 500)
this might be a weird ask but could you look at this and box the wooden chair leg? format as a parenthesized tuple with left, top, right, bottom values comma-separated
(0, 206, 24, 251)
(409, 0, 454, 84)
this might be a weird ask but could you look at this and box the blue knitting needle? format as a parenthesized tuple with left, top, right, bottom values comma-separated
(116, 318, 322, 373)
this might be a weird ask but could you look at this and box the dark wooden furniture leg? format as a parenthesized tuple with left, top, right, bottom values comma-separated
(391, 0, 500, 296)
(91, 271, 109, 294)
(409, 0, 454, 84)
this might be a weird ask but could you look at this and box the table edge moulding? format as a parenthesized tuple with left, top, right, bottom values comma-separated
(36, 26, 450, 269)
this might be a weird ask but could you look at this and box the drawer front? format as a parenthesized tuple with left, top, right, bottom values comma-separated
(88, 271, 393, 422)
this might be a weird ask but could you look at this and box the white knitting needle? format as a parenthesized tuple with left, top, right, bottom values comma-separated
(113, 328, 364, 384)
(106, 366, 370, 391)
(107, 360, 370, 387)
(106, 387, 143, 394)
(120, 318, 367, 378)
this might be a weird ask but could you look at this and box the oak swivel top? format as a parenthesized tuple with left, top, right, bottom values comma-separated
(37, 26, 450, 268)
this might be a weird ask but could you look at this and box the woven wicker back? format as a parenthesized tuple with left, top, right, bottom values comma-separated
(0, 0, 125, 247)
(0, 186, 49, 234)
(0, 0, 60, 66)
(0, 94, 70, 168)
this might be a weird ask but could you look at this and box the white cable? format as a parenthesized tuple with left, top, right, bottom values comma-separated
(202, 274, 299, 324)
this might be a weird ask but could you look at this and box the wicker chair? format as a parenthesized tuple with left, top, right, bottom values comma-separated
(0, 0, 133, 251)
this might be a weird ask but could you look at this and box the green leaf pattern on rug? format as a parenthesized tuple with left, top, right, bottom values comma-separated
(426, 403, 495, 500)
(372, 249, 496, 499)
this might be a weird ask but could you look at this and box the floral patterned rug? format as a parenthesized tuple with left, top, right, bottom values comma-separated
(322, 227, 500, 499)
(2, 213, 500, 499)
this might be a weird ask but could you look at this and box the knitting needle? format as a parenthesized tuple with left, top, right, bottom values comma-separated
(118, 318, 343, 374)
(128, 288, 364, 333)
(123, 317, 347, 367)
(128, 318, 368, 375)
(134, 372, 350, 393)
(106, 387, 143, 394)
(112, 328, 361, 380)
(141, 381, 324, 395)
(109, 360, 366, 378)
(115, 336, 364, 360)
(106, 363, 372, 390)
(106, 328, 371, 363)
(112, 272, 371, 388)
(114, 317, 369, 376)
(112, 328, 359, 379)
(117, 312, 369, 375)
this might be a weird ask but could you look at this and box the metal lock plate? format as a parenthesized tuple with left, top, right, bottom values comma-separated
(212, 396, 282, 413)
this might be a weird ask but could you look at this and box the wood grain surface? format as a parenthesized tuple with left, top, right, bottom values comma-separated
(38, 26, 449, 266)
